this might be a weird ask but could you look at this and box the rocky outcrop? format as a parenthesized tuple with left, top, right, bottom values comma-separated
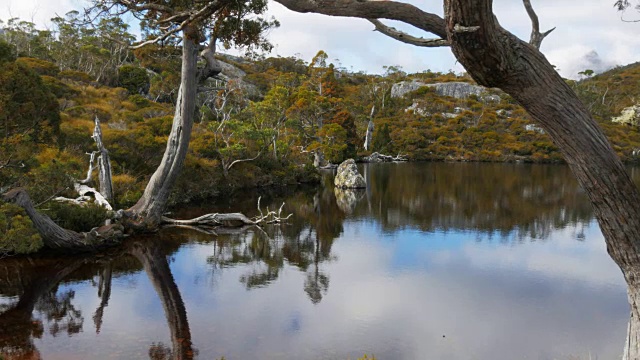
(392, 80, 501, 102)
(334, 159, 366, 189)
(391, 80, 428, 98)
(612, 105, 640, 126)
(427, 82, 485, 99)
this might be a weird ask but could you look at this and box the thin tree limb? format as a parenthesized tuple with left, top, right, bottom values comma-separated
(523, 0, 555, 49)
(368, 19, 449, 47)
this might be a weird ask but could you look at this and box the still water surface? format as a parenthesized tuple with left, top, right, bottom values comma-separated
(0, 163, 636, 359)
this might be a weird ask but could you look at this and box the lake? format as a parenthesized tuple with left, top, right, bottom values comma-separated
(0, 162, 634, 360)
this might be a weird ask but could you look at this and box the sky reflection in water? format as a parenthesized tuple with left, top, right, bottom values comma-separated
(0, 163, 631, 360)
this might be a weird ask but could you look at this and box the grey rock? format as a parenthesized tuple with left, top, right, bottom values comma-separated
(496, 109, 511, 117)
(391, 80, 428, 98)
(483, 94, 502, 103)
(405, 101, 431, 117)
(334, 159, 366, 189)
(426, 82, 485, 99)
(391, 80, 501, 102)
(525, 124, 546, 134)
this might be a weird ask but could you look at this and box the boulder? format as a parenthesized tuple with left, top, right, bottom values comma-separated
(334, 159, 366, 189)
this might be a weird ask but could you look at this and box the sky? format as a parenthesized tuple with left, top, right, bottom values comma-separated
(1, 0, 640, 79)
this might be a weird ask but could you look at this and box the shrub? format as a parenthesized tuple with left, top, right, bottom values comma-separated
(16, 57, 60, 76)
(0, 203, 43, 254)
(42, 202, 109, 233)
(118, 65, 150, 95)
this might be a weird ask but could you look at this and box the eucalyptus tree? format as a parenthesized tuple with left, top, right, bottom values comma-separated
(270, 0, 640, 358)
(3, 0, 278, 247)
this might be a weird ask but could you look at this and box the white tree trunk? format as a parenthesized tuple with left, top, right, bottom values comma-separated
(93, 117, 114, 204)
(128, 27, 200, 227)
(364, 106, 375, 151)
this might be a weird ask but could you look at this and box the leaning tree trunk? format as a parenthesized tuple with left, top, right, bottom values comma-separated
(2, 188, 123, 251)
(443, 0, 640, 357)
(127, 26, 200, 229)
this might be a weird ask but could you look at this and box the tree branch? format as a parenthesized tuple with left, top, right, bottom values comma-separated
(128, 0, 224, 50)
(273, 0, 447, 38)
(523, 0, 555, 49)
(367, 19, 449, 47)
(226, 151, 262, 171)
(114, 0, 175, 15)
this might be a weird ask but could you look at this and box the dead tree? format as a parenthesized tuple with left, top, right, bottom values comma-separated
(272, 0, 640, 358)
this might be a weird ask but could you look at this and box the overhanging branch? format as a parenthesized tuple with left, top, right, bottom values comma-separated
(368, 19, 449, 47)
(273, 0, 447, 38)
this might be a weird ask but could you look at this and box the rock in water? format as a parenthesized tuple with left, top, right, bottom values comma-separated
(334, 159, 366, 189)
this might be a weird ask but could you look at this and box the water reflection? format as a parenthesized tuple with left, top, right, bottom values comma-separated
(0, 163, 632, 359)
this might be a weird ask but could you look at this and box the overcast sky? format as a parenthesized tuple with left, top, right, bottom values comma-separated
(2, 0, 640, 78)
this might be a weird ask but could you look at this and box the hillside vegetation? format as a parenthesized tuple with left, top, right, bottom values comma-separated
(1, 15, 640, 253)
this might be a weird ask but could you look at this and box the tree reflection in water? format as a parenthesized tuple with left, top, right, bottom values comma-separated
(0, 163, 611, 358)
(0, 239, 195, 360)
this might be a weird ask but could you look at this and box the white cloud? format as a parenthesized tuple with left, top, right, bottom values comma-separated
(2, 0, 639, 77)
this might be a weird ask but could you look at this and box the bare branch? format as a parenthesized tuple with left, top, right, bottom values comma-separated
(367, 19, 449, 47)
(227, 151, 262, 171)
(79, 151, 100, 185)
(523, 0, 555, 49)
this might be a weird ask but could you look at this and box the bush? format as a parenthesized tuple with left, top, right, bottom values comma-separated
(118, 65, 150, 95)
(59, 69, 93, 83)
(42, 202, 109, 233)
(16, 57, 60, 76)
(0, 203, 43, 254)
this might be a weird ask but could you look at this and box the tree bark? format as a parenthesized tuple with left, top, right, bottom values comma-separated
(2, 188, 123, 251)
(443, 0, 640, 356)
(93, 117, 114, 205)
(274, 0, 640, 356)
(127, 26, 200, 229)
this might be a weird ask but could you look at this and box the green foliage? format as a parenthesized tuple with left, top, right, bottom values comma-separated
(0, 202, 43, 254)
(16, 57, 60, 76)
(0, 56, 61, 143)
(43, 202, 109, 232)
(0, 40, 16, 63)
(118, 65, 150, 94)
